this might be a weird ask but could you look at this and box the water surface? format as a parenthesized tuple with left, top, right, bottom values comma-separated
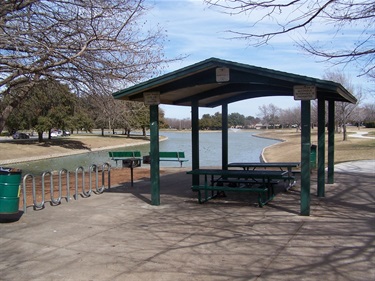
(12, 130, 279, 174)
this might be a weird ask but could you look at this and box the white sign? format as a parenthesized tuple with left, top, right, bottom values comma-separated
(216, 67, 230, 82)
(293, 85, 317, 100)
(143, 92, 160, 105)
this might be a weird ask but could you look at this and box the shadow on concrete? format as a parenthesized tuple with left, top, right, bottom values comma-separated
(0, 211, 24, 223)
(107, 170, 295, 209)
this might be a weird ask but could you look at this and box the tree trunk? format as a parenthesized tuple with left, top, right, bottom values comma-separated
(38, 132, 43, 143)
(0, 105, 15, 134)
(342, 124, 347, 141)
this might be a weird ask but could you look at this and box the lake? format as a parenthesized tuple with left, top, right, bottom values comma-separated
(12, 130, 280, 175)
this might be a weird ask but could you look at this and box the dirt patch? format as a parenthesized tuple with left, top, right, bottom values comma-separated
(20, 167, 162, 208)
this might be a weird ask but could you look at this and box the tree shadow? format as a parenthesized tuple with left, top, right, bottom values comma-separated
(4, 138, 91, 150)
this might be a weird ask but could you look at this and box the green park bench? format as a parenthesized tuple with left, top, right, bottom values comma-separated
(159, 151, 188, 167)
(143, 151, 188, 167)
(108, 151, 142, 167)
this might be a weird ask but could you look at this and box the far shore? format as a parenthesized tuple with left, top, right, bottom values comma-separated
(0, 134, 161, 165)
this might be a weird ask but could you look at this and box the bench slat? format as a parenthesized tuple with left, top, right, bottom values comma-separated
(191, 185, 268, 193)
(109, 151, 142, 167)
(191, 185, 272, 207)
(110, 151, 141, 158)
(159, 151, 185, 158)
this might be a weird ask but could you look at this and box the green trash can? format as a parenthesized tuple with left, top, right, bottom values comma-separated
(0, 167, 22, 214)
(310, 145, 317, 169)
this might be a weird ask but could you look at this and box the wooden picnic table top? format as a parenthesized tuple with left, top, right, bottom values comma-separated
(187, 169, 287, 179)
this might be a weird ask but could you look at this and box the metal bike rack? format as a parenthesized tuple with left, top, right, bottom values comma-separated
(21, 163, 112, 213)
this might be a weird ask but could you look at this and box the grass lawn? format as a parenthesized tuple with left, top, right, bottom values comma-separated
(0, 134, 151, 163)
(258, 127, 375, 164)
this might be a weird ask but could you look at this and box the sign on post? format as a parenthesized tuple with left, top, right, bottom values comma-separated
(293, 85, 317, 100)
(144, 92, 160, 105)
(216, 67, 230, 82)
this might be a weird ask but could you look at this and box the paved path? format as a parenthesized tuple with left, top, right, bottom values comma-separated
(0, 162, 374, 281)
(348, 131, 375, 139)
(334, 159, 375, 174)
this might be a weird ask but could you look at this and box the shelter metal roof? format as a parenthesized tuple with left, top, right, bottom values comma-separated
(113, 58, 357, 106)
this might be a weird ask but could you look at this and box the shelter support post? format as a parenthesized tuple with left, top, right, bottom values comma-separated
(191, 100, 200, 186)
(150, 104, 160, 206)
(300, 100, 311, 216)
(317, 98, 326, 197)
(222, 103, 228, 170)
(328, 100, 335, 184)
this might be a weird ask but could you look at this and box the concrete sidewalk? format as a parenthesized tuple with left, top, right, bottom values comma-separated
(0, 162, 374, 281)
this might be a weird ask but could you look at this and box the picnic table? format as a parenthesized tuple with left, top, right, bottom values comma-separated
(227, 162, 300, 190)
(187, 169, 288, 207)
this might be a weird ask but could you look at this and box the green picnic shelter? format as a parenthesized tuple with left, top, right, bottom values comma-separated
(113, 58, 357, 216)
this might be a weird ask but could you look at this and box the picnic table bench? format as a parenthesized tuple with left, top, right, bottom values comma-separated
(187, 169, 287, 207)
(143, 152, 188, 167)
(228, 162, 300, 190)
(108, 151, 142, 186)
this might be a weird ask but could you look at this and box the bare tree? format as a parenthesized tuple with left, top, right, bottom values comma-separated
(205, 0, 374, 77)
(361, 103, 375, 123)
(323, 71, 363, 140)
(0, 0, 169, 133)
(279, 107, 301, 131)
(258, 103, 280, 129)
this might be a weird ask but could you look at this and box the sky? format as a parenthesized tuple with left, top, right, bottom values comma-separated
(143, 0, 373, 119)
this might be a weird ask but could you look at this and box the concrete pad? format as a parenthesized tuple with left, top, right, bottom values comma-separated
(0, 164, 374, 281)
(334, 160, 375, 174)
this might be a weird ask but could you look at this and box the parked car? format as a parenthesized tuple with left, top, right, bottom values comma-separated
(50, 131, 58, 137)
(52, 129, 71, 137)
(12, 132, 30, 139)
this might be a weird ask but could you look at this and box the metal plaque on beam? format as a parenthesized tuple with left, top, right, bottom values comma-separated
(216, 67, 230, 82)
(144, 92, 160, 105)
(293, 85, 317, 100)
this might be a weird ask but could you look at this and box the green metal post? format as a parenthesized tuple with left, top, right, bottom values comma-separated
(222, 104, 228, 170)
(150, 104, 160, 206)
(328, 100, 335, 184)
(191, 100, 200, 186)
(300, 100, 311, 216)
(317, 98, 325, 197)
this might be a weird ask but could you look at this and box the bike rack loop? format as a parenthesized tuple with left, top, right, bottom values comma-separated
(33, 173, 45, 210)
(75, 166, 92, 198)
(98, 162, 111, 193)
(42, 171, 62, 206)
(22, 174, 35, 213)
(90, 164, 99, 194)
(59, 169, 70, 202)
